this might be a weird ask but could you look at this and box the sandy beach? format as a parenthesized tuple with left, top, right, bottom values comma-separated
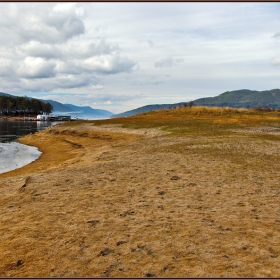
(1, 110, 280, 277)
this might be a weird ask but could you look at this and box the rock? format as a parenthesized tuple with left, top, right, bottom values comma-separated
(16, 260, 23, 267)
(116, 241, 127, 246)
(145, 272, 156, 277)
(98, 248, 114, 257)
(87, 220, 99, 226)
(20, 176, 32, 189)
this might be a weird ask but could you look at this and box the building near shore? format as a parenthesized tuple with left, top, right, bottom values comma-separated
(37, 114, 49, 121)
(37, 114, 71, 121)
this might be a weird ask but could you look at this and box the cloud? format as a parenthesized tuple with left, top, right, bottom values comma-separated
(131, 74, 167, 86)
(271, 56, 280, 65)
(53, 52, 137, 76)
(19, 74, 97, 92)
(272, 32, 280, 38)
(17, 38, 125, 75)
(155, 57, 173, 68)
(18, 57, 56, 79)
(53, 75, 97, 89)
(0, 58, 15, 77)
(54, 61, 85, 75)
(21, 76, 94, 94)
(154, 56, 184, 68)
(89, 93, 144, 103)
(0, 3, 138, 94)
(41, 8, 85, 43)
(82, 53, 137, 74)
(63, 39, 120, 59)
(19, 41, 62, 59)
(0, 3, 85, 45)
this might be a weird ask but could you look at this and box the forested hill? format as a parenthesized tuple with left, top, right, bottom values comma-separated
(193, 89, 280, 108)
(0, 92, 53, 115)
(112, 89, 280, 118)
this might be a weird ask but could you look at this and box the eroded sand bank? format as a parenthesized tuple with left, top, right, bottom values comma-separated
(1, 122, 280, 277)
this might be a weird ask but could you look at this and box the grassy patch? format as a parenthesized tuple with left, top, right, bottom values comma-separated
(64, 106, 280, 138)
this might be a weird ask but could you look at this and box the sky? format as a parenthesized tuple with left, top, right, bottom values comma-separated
(0, 2, 280, 114)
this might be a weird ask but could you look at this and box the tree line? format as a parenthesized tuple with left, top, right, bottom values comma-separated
(0, 95, 53, 116)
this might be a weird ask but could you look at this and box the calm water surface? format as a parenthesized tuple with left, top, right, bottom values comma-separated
(0, 121, 60, 143)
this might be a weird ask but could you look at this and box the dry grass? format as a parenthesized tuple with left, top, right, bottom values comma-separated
(93, 106, 280, 134)
(1, 106, 280, 277)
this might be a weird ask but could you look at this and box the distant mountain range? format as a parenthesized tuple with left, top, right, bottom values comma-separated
(0, 92, 114, 119)
(63, 103, 113, 119)
(2, 89, 280, 119)
(193, 89, 280, 108)
(112, 89, 280, 118)
(42, 100, 113, 119)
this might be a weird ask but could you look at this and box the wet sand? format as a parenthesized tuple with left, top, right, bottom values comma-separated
(0, 122, 280, 277)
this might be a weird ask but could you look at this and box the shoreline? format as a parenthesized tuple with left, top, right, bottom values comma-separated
(0, 116, 37, 121)
(0, 120, 62, 174)
(0, 122, 145, 180)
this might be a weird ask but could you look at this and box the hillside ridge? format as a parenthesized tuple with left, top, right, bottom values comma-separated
(112, 89, 280, 118)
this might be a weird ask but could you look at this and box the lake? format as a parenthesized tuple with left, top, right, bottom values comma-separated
(0, 120, 60, 174)
(0, 120, 59, 143)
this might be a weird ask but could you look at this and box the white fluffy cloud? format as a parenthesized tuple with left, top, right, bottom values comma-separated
(0, 2, 138, 97)
(18, 57, 56, 79)
(19, 41, 62, 59)
(82, 54, 137, 74)
(0, 3, 85, 44)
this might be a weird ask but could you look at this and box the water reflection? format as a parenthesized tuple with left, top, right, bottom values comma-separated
(0, 120, 60, 143)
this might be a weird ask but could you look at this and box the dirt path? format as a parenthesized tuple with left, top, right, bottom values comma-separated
(0, 123, 280, 277)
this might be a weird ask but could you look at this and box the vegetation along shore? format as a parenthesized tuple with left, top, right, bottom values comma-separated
(1, 106, 280, 277)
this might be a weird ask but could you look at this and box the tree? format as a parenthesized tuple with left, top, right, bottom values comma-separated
(40, 101, 46, 114)
(21, 96, 30, 117)
(0, 95, 52, 116)
(45, 102, 53, 114)
(31, 98, 41, 114)
(7, 100, 14, 115)
(0, 97, 4, 115)
(0, 96, 8, 115)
